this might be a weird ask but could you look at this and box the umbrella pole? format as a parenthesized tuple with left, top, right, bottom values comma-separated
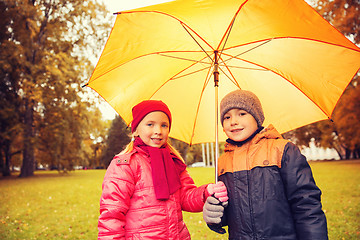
(214, 51, 219, 183)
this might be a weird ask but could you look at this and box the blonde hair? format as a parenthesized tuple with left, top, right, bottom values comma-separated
(120, 134, 185, 163)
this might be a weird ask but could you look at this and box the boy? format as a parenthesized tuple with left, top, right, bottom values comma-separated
(203, 90, 328, 239)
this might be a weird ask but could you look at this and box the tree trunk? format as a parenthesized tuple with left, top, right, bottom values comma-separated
(0, 149, 3, 175)
(19, 98, 35, 177)
(345, 148, 351, 160)
(354, 148, 360, 159)
(334, 148, 344, 160)
(2, 140, 11, 177)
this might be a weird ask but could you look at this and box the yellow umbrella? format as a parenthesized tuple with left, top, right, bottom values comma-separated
(86, 0, 360, 158)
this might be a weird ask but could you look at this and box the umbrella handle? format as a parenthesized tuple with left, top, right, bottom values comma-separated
(214, 61, 219, 183)
(215, 84, 219, 183)
(214, 51, 219, 183)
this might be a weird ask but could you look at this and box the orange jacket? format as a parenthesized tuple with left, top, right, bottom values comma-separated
(98, 146, 208, 240)
(216, 125, 328, 240)
(218, 125, 288, 176)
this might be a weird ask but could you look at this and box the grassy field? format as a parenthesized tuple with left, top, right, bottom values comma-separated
(0, 160, 359, 239)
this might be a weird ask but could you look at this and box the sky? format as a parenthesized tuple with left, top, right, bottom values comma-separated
(101, 0, 172, 13)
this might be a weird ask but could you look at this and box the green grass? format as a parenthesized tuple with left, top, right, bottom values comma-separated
(0, 160, 359, 239)
(309, 160, 360, 240)
(0, 170, 103, 239)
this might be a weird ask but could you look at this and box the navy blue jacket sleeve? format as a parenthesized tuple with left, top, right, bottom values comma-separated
(280, 142, 328, 240)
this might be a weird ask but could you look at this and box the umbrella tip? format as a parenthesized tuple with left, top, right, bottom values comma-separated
(81, 83, 88, 88)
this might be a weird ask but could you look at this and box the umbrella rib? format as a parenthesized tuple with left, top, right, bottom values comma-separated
(145, 54, 214, 145)
(148, 55, 211, 97)
(171, 66, 212, 80)
(218, 57, 241, 88)
(228, 55, 333, 119)
(222, 36, 360, 54)
(214, 40, 273, 88)
(158, 52, 212, 65)
(216, 0, 248, 55)
(189, 64, 215, 145)
(223, 39, 273, 60)
(155, 53, 212, 80)
(88, 50, 211, 84)
(220, 64, 268, 71)
(119, 10, 215, 53)
(181, 23, 214, 63)
(216, 5, 239, 59)
(216, 36, 357, 119)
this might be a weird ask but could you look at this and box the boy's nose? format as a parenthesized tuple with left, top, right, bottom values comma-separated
(230, 118, 238, 126)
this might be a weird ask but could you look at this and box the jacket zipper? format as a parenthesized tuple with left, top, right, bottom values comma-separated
(246, 145, 257, 240)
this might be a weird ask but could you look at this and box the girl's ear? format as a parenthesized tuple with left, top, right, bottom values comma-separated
(132, 131, 139, 140)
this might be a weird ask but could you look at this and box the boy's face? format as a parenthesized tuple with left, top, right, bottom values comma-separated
(134, 111, 170, 148)
(222, 108, 258, 142)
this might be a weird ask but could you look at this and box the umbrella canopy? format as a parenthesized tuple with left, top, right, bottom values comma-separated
(87, 0, 360, 146)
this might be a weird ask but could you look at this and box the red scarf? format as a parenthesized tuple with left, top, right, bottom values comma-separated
(134, 137, 186, 200)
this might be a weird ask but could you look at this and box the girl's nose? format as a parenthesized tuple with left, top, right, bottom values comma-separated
(154, 125, 162, 134)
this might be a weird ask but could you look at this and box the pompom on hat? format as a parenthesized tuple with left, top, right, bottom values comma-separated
(220, 90, 265, 127)
(131, 100, 172, 133)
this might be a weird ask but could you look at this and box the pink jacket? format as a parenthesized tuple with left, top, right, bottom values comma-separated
(98, 147, 209, 239)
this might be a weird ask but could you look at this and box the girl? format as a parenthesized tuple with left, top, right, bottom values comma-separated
(98, 100, 228, 239)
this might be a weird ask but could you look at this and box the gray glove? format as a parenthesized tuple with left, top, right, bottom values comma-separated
(203, 196, 227, 234)
(203, 196, 225, 224)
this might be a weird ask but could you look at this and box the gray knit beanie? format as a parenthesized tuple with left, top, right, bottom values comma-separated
(220, 90, 265, 127)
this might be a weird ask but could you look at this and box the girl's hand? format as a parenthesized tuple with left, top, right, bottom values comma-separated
(206, 181, 228, 202)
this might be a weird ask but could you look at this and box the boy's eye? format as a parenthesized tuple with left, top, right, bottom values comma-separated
(162, 124, 169, 128)
(224, 116, 230, 120)
(146, 123, 153, 127)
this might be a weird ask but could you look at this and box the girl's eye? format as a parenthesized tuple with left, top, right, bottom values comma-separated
(162, 124, 169, 128)
(239, 112, 247, 116)
(146, 123, 153, 127)
(224, 116, 230, 120)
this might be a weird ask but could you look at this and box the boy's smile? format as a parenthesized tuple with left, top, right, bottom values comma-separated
(230, 128, 244, 133)
(222, 108, 258, 142)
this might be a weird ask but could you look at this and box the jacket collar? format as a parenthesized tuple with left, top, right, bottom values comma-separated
(224, 124, 283, 151)
(226, 126, 264, 147)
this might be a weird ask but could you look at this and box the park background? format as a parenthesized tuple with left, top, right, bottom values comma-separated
(1, 0, 359, 239)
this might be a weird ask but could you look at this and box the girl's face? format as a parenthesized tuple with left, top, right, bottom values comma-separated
(134, 111, 170, 148)
(222, 108, 258, 142)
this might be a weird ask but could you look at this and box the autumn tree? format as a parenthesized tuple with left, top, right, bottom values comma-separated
(82, 112, 111, 169)
(0, 0, 111, 176)
(331, 85, 360, 158)
(185, 144, 203, 166)
(0, 0, 25, 176)
(170, 138, 190, 163)
(316, 0, 360, 45)
(101, 116, 131, 167)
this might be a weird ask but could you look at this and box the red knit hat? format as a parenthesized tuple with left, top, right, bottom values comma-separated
(131, 100, 172, 133)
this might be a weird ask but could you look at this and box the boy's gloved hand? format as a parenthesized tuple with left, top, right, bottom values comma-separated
(206, 181, 228, 203)
(203, 196, 226, 234)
